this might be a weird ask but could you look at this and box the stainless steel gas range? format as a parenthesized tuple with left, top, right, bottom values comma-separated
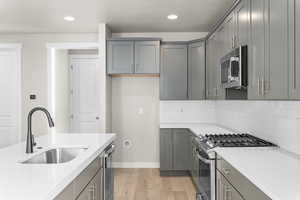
(193, 133, 276, 200)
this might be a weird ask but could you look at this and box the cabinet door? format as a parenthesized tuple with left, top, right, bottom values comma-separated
(235, 0, 250, 46)
(107, 41, 134, 74)
(223, 180, 244, 200)
(160, 129, 173, 171)
(160, 44, 188, 100)
(289, 0, 300, 99)
(76, 179, 95, 200)
(224, 13, 236, 50)
(248, 0, 266, 99)
(206, 35, 217, 99)
(216, 171, 224, 200)
(173, 129, 191, 170)
(94, 168, 103, 200)
(264, 0, 288, 99)
(54, 183, 74, 200)
(76, 169, 103, 200)
(215, 26, 226, 100)
(188, 41, 206, 100)
(135, 41, 160, 74)
(205, 37, 212, 99)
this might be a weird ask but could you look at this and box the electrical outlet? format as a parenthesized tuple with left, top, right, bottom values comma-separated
(138, 107, 144, 115)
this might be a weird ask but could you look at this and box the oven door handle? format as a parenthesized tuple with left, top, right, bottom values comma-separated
(197, 153, 212, 164)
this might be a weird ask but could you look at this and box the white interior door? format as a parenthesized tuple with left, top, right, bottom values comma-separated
(0, 47, 21, 147)
(70, 55, 101, 133)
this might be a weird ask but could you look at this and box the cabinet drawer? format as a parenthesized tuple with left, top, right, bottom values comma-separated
(73, 156, 101, 198)
(217, 156, 271, 200)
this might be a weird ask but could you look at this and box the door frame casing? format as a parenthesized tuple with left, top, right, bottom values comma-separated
(46, 42, 99, 132)
(0, 43, 22, 142)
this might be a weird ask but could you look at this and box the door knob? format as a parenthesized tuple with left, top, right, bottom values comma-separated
(96, 116, 100, 120)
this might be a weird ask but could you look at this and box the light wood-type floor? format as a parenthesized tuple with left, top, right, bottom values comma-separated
(114, 168, 197, 200)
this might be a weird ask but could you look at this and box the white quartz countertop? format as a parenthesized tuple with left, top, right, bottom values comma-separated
(160, 122, 237, 136)
(0, 133, 116, 200)
(214, 147, 300, 200)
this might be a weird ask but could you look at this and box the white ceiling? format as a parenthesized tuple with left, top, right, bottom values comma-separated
(0, 0, 235, 33)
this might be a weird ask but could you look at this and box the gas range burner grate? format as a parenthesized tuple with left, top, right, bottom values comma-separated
(204, 133, 276, 148)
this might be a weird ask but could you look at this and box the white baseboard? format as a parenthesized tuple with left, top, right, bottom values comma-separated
(112, 162, 159, 168)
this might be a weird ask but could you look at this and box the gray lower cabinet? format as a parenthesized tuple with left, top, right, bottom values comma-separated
(134, 41, 160, 74)
(107, 41, 134, 74)
(188, 41, 206, 100)
(54, 156, 103, 200)
(217, 155, 271, 200)
(173, 129, 191, 170)
(76, 168, 103, 200)
(159, 129, 173, 171)
(54, 182, 74, 200)
(107, 40, 160, 74)
(216, 171, 243, 200)
(160, 128, 191, 173)
(160, 44, 188, 100)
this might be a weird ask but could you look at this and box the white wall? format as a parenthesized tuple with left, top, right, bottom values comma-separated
(112, 77, 160, 168)
(54, 49, 69, 133)
(0, 33, 98, 141)
(215, 101, 300, 155)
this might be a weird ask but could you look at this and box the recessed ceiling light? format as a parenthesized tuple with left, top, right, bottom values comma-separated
(64, 16, 75, 21)
(167, 14, 178, 20)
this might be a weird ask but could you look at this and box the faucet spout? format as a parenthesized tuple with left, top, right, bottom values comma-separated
(26, 107, 54, 153)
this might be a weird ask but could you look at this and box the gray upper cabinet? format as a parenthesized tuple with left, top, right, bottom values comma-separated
(215, 26, 226, 100)
(248, 0, 267, 100)
(206, 35, 217, 100)
(289, 0, 300, 99)
(248, 0, 289, 100)
(264, 0, 288, 99)
(160, 44, 188, 100)
(223, 12, 236, 50)
(188, 41, 206, 100)
(235, 0, 250, 46)
(107, 41, 134, 74)
(107, 40, 160, 74)
(135, 41, 160, 74)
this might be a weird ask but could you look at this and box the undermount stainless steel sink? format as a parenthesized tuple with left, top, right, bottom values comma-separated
(22, 147, 88, 164)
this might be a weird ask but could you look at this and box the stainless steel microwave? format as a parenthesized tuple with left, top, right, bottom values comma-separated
(220, 45, 248, 89)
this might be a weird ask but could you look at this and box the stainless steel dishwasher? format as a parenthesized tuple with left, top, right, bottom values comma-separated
(103, 143, 115, 200)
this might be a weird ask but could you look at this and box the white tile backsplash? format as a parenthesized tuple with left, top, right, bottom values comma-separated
(160, 100, 300, 155)
(215, 101, 300, 155)
(160, 101, 216, 123)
